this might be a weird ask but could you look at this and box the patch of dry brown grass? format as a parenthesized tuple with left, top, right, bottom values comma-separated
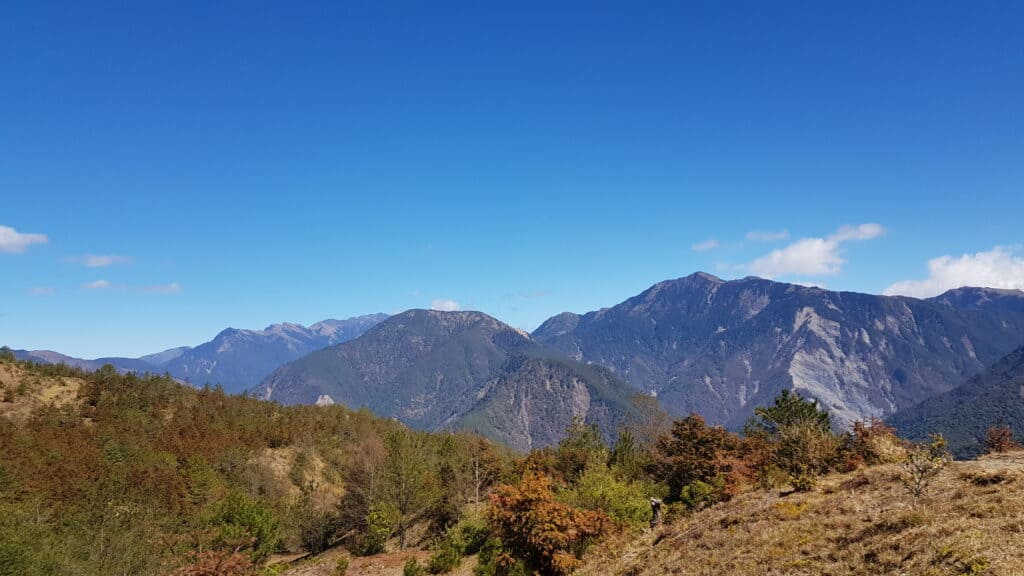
(0, 363, 82, 421)
(577, 455, 1024, 576)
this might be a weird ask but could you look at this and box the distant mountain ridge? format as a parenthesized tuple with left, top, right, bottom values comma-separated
(11, 314, 388, 393)
(254, 309, 641, 450)
(163, 314, 388, 393)
(533, 273, 1024, 429)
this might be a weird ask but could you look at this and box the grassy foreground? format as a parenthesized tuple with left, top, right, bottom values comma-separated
(576, 453, 1024, 576)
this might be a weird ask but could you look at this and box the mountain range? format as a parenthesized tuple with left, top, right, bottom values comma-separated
(13, 314, 388, 393)
(254, 309, 640, 450)
(9, 273, 1024, 449)
(532, 273, 1024, 428)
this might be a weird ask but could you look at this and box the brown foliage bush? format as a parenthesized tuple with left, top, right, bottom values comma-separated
(173, 549, 253, 576)
(487, 471, 608, 576)
(985, 425, 1020, 454)
(649, 414, 750, 505)
(849, 418, 905, 467)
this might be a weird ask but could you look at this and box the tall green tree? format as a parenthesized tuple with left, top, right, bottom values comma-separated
(380, 429, 441, 549)
(554, 417, 607, 483)
(744, 389, 831, 437)
(745, 389, 839, 491)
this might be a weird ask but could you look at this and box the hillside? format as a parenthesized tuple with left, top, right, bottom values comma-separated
(576, 453, 1024, 576)
(0, 355, 509, 576)
(533, 273, 1024, 428)
(0, 360, 83, 420)
(256, 310, 641, 450)
(890, 346, 1024, 458)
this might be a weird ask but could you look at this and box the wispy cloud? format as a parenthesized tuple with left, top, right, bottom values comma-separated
(81, 280, 112, 290)
(65, 254, 133, 267)
(691, 239, 720, 252)
(30, 287, 56, 295)
(140, 282, 182, 294)
(746, 229, 790, 242)
(749, 223, 886, 278)
(0, 225, 48, 253)
(883, 246, 1024, 298)
(431, 298, 461, 311)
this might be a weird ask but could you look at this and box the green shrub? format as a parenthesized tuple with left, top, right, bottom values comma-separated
(333, 557, 350, 575)
(210, 491, 281, 562)
(474, 537, 527, 576)
(450, 513, 489, 555)
(425, 512, 489, 573)
(353, 503, 396, 556)
(428, 542, 462, 574)
(298, 507, 337, 554)
(679, 475, 726, 512)
(404, 558, 427, 576)
(560, 465, 660, 525)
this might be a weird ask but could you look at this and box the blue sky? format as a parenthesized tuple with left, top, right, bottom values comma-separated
(2, 1, 1023, 358)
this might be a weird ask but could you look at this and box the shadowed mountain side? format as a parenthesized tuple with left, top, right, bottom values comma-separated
(890, 346, 1024, 458)
(255, 309, 642, 450)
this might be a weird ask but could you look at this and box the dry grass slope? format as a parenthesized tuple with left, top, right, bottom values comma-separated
(578, 454, 1024, 576)
(0, 362, 82, 421)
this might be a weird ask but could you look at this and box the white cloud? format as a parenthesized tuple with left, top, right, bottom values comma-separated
(141, 282, 182, 294)
(0, 225, 48, 253)
(30, 287, 56, 295)
(691, 239, 720, 252)
(431, 298, 461, 311)
(81, 280, 112, 290)
(749, 223, 886, 279)
(831, 223, 886, 242)
(883, 246, 1024, 298)
(66, 254, 133, 267)
(746, 229, 790, 242)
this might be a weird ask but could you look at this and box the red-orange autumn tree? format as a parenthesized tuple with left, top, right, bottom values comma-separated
(487, 471, 608, 576)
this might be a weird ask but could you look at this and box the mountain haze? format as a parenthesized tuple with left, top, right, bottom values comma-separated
(256, 309, 641, 450)
(163, 314, 388, 393)
(10, 314, 388, 394)
(533, 273, 1024, 428)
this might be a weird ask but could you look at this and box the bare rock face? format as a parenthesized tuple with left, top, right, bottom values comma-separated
(255, 309, 639, 451)
(533, 273, 1024, 429)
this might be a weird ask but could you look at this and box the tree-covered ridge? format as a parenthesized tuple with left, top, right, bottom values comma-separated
(0, 354, 512, 575)
(889, 345, 1024, 458)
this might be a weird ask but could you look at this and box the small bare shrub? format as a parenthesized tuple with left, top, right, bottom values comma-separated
(900, 434, 951, 503)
